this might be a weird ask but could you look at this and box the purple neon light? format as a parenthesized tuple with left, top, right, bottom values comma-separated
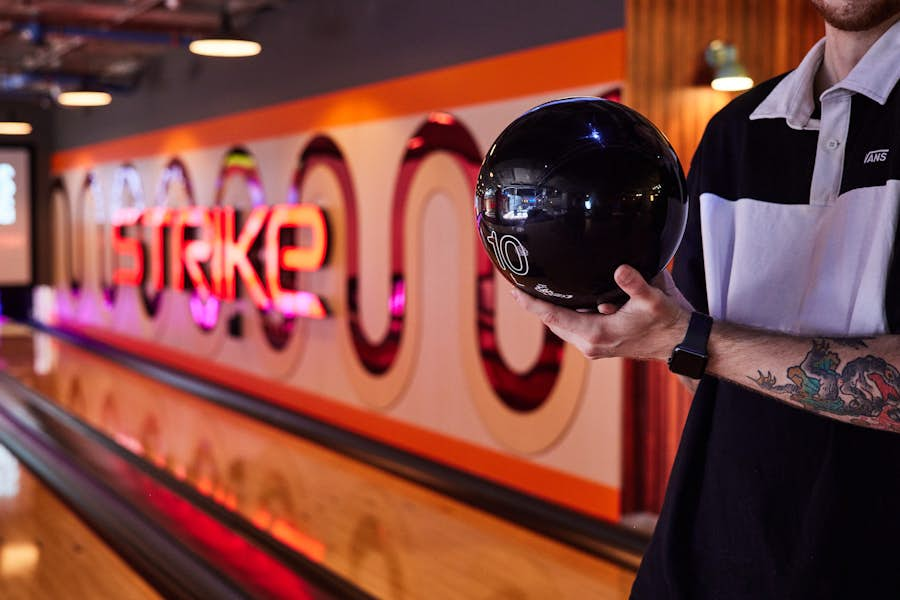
(190, 294, 221, 330)
(388, 281, 405, 318)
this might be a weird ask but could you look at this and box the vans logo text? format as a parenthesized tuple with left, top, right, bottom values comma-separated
(864, 149, 889, 164)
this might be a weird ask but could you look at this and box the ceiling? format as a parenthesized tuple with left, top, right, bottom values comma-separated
(0, 0, 278, 98)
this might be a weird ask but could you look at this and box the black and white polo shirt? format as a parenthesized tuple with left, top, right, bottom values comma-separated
(632, 19, 900, 600)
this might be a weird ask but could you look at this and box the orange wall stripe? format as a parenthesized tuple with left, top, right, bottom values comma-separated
(60, 320, 620, 522)
(52, 29, 625, 172)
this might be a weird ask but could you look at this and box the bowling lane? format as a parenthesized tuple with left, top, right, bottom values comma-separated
(0, 440, 160, 599)
(0, 322, 635, 599)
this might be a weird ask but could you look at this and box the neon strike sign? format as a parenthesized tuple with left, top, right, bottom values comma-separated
(112, 204, 328, 319)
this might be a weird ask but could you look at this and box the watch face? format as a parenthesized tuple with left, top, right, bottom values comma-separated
(669, 346, 708, 379)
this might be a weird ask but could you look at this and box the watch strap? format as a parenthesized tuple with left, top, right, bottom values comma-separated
(681, 311, 713, 353)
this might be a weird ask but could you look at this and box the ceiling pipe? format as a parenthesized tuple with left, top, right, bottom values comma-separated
(110, 0, 165, 26)
(0, 3, 217, 33)
(1, 72, 137, 94)
(13, 23, 193, 46)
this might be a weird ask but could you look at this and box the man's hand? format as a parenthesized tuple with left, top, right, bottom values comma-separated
(511, 265, 693, 362)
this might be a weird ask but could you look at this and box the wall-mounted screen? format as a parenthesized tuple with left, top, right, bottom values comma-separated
(0, 148, 31, 285)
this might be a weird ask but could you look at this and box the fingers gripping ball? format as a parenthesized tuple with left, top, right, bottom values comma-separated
(474, 97, 688, 309)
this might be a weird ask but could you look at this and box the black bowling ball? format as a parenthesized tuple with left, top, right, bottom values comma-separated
(474, 97, 687, 309)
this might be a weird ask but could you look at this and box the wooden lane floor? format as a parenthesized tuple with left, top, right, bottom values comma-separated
(0, 440, 160, 599)
(0, 323, 636, 599)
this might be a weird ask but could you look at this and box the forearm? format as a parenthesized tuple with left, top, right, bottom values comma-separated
(706, 321, 900, 433)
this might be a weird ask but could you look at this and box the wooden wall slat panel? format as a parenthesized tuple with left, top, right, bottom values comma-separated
(622, 0, 823, 516)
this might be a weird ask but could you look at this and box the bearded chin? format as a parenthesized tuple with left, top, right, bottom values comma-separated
(812, 0, 900, 31)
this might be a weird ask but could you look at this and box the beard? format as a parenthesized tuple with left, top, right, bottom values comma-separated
(811, 0, 900, 30)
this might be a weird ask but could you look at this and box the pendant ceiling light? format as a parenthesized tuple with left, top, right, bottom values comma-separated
(189, 9, 261, 58)
(57, 90, 113, 107)
(0, 121, 32, 136)
(705, 40, 753, 92)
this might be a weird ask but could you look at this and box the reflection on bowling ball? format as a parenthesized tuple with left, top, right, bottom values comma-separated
(474, 97, 687, 309)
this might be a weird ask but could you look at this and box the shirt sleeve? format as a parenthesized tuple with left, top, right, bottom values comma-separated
(672, 137, 709, 314)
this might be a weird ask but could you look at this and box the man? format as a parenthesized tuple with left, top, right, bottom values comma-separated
(513, 1, 900, 598)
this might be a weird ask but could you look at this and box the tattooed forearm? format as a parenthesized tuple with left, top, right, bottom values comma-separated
(751, 338, 900, 425)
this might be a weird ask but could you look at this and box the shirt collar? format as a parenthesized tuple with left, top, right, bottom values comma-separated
(750, 18, 900, 129)
(840, 17, 900, 103)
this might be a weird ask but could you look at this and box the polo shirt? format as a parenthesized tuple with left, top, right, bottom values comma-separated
(631, 19, 900, 600)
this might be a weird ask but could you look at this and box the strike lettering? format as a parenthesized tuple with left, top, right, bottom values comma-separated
(265, 205, 328, 319)
(111, 204, 329, 319)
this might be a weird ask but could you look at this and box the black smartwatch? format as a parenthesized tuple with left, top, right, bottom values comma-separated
(668, 311, 713, 379)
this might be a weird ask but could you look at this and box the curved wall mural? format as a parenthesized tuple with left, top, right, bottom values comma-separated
(48, 31, 627, 521)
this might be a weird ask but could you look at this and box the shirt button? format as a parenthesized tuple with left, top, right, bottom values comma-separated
(825, 139, 840, 150)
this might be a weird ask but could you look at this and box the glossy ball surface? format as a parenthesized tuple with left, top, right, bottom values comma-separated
(474, 97, 688, 309)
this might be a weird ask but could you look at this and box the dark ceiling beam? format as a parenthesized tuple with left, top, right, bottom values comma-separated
(0, 3, 220, 34)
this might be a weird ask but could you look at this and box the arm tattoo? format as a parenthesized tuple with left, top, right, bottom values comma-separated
(750, 338, 900, 425)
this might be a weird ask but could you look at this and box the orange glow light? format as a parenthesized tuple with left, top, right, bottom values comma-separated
(145, 208, 171, 293)
(181, 208, 215, 300)
(427, 111, 455, 125)
(215, 207, 270, 309)
(168, 209, 189, 291)
(264, 205, 328, 319)
(270, 518, 327, 562)
(196, 477, 214, 496)
(277, 206, 327, 272)
(251, 508, 272, 529)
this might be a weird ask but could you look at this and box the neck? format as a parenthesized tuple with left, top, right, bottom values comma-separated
(814, 15, 900, 96)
